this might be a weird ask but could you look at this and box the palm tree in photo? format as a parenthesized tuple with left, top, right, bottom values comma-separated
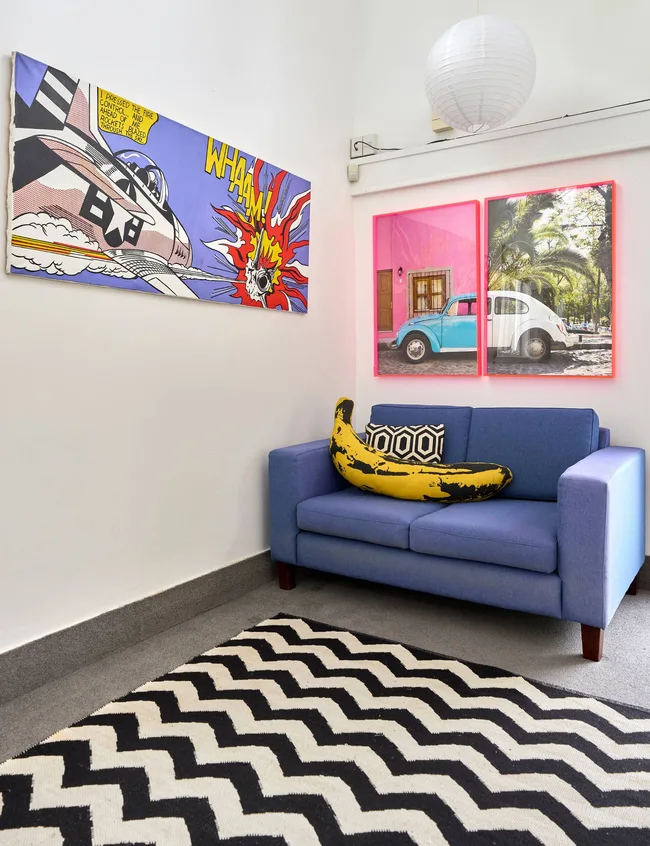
(554, 183, 612, 330)
(488, 194, 593, 311)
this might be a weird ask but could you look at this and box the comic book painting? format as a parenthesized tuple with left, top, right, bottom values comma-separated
(8, 53, 311, 312)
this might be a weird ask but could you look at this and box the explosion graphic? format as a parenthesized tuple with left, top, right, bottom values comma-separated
(204, 160, 310, 311)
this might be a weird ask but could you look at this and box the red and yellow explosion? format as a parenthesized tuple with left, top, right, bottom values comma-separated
(210, 160, 309, 310)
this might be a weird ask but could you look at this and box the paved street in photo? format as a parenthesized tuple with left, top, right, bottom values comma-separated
(488, 347, 612, 376)
(377, 345, 612, 376)
(377, 350, 478, 375)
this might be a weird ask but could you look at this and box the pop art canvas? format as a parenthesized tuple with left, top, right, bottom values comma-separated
(374, 201, 480, 376)
(8, 53, 310, 312)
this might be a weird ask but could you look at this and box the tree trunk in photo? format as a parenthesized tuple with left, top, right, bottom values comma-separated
(593, 184, 612, 328)
(595, 268, 601, 333)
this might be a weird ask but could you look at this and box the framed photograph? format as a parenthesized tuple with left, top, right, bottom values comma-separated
(373, 200, 480, 377)
(485, 182, 614, 377)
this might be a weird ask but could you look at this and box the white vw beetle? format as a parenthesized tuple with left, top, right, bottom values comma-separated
(487, 290, 574, 361)
(392, 289, 574, 363)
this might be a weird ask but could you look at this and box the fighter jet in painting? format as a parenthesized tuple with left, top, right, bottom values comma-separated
(10, 60, 226, 298)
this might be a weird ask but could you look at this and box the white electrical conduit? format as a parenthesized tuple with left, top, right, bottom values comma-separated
(349, 99, 650, 196)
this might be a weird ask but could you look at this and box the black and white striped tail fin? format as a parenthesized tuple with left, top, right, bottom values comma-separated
(14, 59, 78, 131)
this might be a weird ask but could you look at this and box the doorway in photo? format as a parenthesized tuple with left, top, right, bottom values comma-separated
(373, 200, 480, 376)
(485, 182, 614, 377)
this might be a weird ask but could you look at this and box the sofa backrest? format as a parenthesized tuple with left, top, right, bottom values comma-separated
(466, 407, 599, 500)
(369, 404, 473, 464)
(369, 403, 600, 501)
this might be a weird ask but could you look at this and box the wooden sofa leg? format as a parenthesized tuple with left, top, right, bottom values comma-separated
(277, 562, 296, 590)
(627, 574, 639, 596)
(581, 624, 604, 662)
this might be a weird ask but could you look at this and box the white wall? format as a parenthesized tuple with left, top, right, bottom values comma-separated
(353, 149, 650, 545)
(352, 2, 650, 552)
(353, 0, 650, 148)
(4, 1, 648, 655)
(0, 0, 356, 653)
(353, 147, 650, 420)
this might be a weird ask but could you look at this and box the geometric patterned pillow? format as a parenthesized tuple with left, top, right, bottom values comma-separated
(365, 423, 445, 464)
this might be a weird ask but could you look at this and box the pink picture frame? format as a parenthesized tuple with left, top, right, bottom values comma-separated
(484, 181, 614, 379)
(373, 200, 481, 378)
(372, 183, 614, 379)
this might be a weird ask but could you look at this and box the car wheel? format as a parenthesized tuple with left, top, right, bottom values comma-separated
(402, 332, 431, 363)
(519, 330, 551, 362)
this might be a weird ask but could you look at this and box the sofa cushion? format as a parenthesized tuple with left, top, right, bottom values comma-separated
(370, 404, 472, 463)
(297, 487, 446, 549)
(466, 407, 599, 500)
(409, 499, 558, 574)
(298, 533, 562, 620)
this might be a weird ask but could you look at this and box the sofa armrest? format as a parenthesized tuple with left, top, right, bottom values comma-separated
(558, 447, 646, 628)
(269, 439, 347, 564)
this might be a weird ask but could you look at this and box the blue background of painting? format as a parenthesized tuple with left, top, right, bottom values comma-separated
(12, 53, 310, 309)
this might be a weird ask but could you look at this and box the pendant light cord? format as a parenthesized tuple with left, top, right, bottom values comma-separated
(427, 96, 650, 146)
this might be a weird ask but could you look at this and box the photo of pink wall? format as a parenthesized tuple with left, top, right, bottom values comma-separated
(374, 200, 479, 377)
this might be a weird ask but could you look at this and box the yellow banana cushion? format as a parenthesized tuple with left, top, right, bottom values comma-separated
(330, 397, 512, 503)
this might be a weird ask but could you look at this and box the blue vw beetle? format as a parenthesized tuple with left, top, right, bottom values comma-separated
(391, 290, 574, 363)
(391, 293, 477, 363)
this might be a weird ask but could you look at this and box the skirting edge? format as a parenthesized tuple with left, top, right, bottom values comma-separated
(0, 551, 273, 705)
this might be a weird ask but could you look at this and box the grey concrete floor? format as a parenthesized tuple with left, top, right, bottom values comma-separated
(1, 569, 649, 765)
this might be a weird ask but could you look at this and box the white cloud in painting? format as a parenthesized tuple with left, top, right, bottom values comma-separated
(11, 212, 135, 278)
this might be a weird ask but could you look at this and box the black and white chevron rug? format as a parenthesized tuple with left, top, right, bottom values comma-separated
(2, 615, 650, 845)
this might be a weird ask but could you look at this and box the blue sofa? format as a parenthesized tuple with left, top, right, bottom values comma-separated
(269, 404, 646, 660)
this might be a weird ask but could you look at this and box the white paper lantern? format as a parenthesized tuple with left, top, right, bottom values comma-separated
(425, 15, 536, 133)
